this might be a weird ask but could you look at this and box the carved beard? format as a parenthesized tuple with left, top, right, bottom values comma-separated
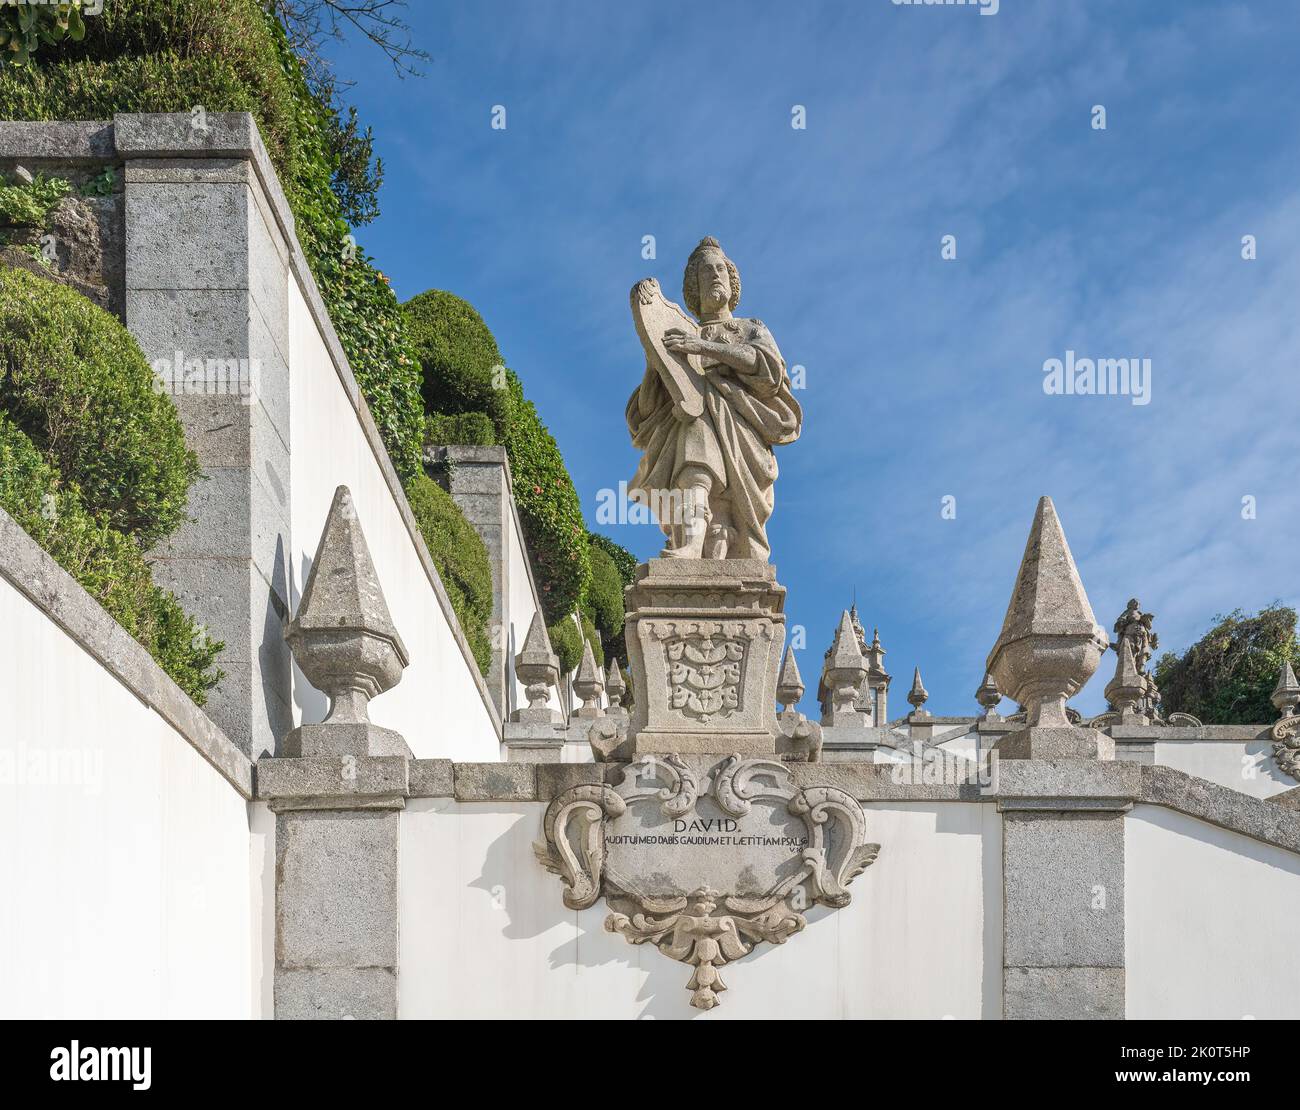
(701, 281, 728, 312)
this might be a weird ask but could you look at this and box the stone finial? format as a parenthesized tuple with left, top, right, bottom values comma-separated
(573, 638, 605, 720)
(605, 658, 627, 716)
(865, 627, 888, 674)
(777, 645, 805, 712)
(514, 611, 561, 724)
(823, 610, 869, 728)
(287, 486, 408, 726)
(907, 667, 928, 708)
(1272, 661, 1300, 718)
(1104, 636, 1147, 725)
(975, 672, 1001, 720)
(986, 496, 1107, 728)
(282, 486, 410, 757)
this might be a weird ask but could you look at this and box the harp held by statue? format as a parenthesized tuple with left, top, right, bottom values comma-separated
(630, 277, 706, 419)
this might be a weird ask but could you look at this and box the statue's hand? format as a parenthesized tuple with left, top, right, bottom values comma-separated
(664, 328, 708, 356)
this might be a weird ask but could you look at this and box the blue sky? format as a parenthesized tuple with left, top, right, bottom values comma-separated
(326, 0, 1300, 717)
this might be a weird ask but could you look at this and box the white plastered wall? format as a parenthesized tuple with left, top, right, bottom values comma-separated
(397, 799, 1000, 1019)
(0, 576, 259, 1019)
(1126, 804, 1300, 1018)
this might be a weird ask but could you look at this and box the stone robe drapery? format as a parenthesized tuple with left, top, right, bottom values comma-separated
(626, 317, 801, 559)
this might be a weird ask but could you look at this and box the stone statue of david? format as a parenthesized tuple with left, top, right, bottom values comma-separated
(626, 237, 802, 561)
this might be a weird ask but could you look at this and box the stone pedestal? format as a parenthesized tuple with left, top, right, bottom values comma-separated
(996, 761, 1136, 1020)
(502, 721, 566, 762)
(624, 559, 785, 756)
(260, 755, 409, 1019)
(995, 725, 1115, 761)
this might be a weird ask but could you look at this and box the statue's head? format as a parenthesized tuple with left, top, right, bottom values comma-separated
(683, 236, 741, 318)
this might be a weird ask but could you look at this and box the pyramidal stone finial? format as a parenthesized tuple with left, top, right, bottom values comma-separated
(573, 638, 605, 719)
(986, 496, 1107, 728)
(283, 486, 410, 756)
(1104, 635, 1147, 724)
(907, 667, 929, 711)
(777, 645, 804, 711)
(514, 611, 561, 724)
(823, 610, 868, 728)
(605, 658, 627, 715)
(1272, 660, 1300, 718)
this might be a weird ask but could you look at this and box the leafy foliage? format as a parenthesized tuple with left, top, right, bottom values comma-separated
(0, 414, 222, 703)
(425, 410, 496, 448)
(0, 0, 425, 479)
(405, 473, 493, 676)
(583, 538, 630, 666)
(404, 288, 592, 625)
(1154, 606, 1300, 725)
(547, 614, 583, 676)
(0, 171, 69, 227)
(0, 267, 198, 548)
(588, 531, 637, 587)
(0, 2, 87, 68)
(500, 371, 590, 623)
(403, 290, 511, 430)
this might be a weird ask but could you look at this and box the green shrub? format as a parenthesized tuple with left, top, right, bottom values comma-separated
(0, 171, 69, 227)
(0, 0, 425, 481)
(1154, 606, 1299, 724)
(548, 615, 583, 675)
(585, 543, 626, 640)
(425, 410, 496, 447)
(404, 288, 590, 625)
(588, 531, 638, 586)
(0, 2, 88, 67)
(0, 267, 199, 548)
(405, 473, 492, 677)
(404, 290, 514, 432)
(501, 372, 590, 623)
(0, 415, 222, 702)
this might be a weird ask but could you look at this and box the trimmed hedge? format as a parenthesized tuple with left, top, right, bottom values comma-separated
(588, 531, 637, 587)
(425, 411, 496, 448)
(404, 289, 591, 625)
(585, 543, 626, 639)
(548, 615, 583, 676)
(0, 267, 198, 547)
(0, 0, 425, 480)
(500, 370, 590, 623)
(0, 414, 222, 703)
(404, 290, 512, 431)
(405, 473, 492, 677)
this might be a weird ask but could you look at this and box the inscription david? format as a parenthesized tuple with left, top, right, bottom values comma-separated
(535, 755, 879, 1010)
